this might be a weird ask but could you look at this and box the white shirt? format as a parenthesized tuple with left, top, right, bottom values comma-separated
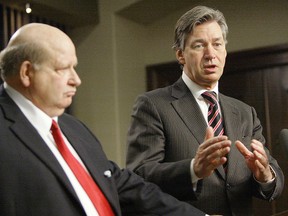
(182, 71, 218, 185)
(4, 83, 99, 216)
(182, 71, 220, 125)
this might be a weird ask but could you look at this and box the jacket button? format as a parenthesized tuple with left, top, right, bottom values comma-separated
(226, 183, 231, 189)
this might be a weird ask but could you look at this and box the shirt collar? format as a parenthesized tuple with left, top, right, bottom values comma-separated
(182, 71, 219, 100)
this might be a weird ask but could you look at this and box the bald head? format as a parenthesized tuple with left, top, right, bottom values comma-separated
(0, 23, 76, 81)
(0, 23, 80, 117)
(8, 23, 73, 51)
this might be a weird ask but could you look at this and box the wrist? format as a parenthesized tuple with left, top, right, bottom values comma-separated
(259, 166, 275, 183)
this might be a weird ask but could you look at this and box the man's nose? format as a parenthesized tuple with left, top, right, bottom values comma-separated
(204, 45, 216, 60)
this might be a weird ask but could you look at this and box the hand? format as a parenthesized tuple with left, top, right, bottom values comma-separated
(235, 139, 273, 182)
(194, 127, 231, 178)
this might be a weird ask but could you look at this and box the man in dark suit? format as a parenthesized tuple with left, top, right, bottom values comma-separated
(0, 23, 208, 216)
(126, 5, 284, 216)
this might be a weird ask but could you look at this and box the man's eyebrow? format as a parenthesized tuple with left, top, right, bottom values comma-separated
(212, 37, 223, 41)
(190, 39, 206, 44)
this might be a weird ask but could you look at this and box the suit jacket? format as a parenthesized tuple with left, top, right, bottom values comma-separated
(0, 85, 206, 216)
(126, 78, 284, 216)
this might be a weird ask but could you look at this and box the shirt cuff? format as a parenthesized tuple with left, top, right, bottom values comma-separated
(255, 165, 276, 191)
(190, 159, 201, 191)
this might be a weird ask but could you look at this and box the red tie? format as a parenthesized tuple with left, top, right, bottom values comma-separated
(50, 120, 114, 216)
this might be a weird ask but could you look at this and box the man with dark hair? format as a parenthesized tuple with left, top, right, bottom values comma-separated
(126, 6, 284, 216)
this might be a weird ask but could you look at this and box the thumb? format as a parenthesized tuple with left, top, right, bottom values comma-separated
(205, 126, 214, 140)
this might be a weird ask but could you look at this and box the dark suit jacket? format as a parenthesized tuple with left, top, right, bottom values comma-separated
(126, 78, 284, 216)
(0, 85, 206, 216)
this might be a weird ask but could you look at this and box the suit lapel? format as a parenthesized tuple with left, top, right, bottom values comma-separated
(0, 93, 83, 206)
(171, 79, 207, 144)
(219, 94, 243, 180)
(59, 120, 117, 211)
(170, 79, 227, 179)
(1, 87, 118, 213)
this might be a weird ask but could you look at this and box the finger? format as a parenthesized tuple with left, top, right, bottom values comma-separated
(211, 155, 228, 167)
(250, 141, 269, 164)
(209, 146, 230, 160)
(235, 140, 254, 159)
(203, 141, 231, 162)
(254, 159, 273, 182)
(219, 146, 231, 157)
(251, 140, 266, 155)
(207, 147, 230, 168)
(253, 150, 269, 167)
(254, 159, 266, 172)
(205, 126, 214, 141)
(201, 135, 229, 150)
(254, 150, 263, 161)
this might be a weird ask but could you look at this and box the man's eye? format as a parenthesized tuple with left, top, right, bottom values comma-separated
(193, 44, 204, 49)
(214, 42, 225, 50)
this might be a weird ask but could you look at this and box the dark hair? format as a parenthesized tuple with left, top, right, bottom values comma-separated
(172, 5, 228, 51)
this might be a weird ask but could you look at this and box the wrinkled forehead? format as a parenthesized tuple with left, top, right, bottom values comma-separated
(45, 39, 78, 67)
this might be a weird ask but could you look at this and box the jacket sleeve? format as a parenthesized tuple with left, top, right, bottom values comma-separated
(111, 161, 206, 216)
(126, 94, 197, 200)
(249, 107, 285, 201)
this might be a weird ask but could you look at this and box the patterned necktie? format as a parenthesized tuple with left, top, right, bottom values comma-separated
(202, 91, 224, 136)
(50, 120, 114, 216)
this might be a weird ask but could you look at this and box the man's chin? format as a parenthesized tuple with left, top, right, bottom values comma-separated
(63, 99, 73, 107)
(58, 102, 72, 114)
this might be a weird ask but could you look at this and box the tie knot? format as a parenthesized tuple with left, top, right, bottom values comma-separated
(51, 120, 59, 132)
(202, 91, 218, 104)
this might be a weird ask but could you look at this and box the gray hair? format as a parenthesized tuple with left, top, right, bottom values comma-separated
(0, 42, 49, 80)
(172, 5, 228, 51)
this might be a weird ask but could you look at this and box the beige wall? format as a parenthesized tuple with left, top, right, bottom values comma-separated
(69, 0, 288, 167)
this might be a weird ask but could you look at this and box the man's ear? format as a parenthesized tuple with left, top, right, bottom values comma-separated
(19, 61, 33, 87)
(176, 49, 185, 65)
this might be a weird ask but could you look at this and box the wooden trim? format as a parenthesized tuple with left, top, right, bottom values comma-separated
(225, 44, 288, 73)
(146, 61, 181, 91)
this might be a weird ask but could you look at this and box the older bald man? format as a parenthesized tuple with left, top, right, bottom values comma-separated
(0, 23, 207, 216)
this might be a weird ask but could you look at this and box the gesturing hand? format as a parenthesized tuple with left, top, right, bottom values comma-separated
(235, 139, 273, 182)
(193, 127, 231, 179)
